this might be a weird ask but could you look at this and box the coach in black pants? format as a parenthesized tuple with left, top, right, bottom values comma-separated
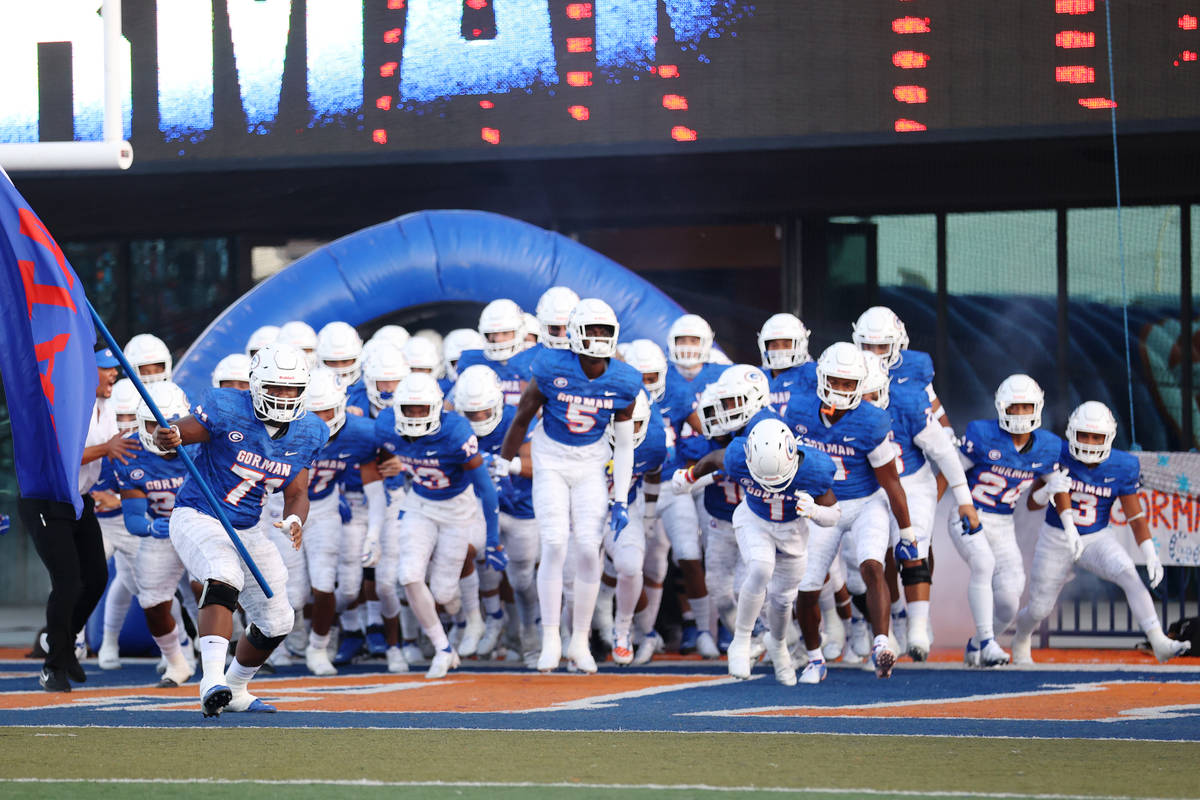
(21, 348, 134, 692)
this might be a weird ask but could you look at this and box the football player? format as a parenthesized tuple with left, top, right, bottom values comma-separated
(155, 343, 327, 716)
(443, 328, 486, 382)
(124, 333, 172, 384)
(212, 354, 251, 390)
(245, 325, 280, 359)
(277, 321, 319, 370)
(535, 286, 581, 350)
(456, 299, 534, 406)
(1012, 402, 1190, 664)
(758, 313, 815, 413)
(521, 312, 540, 350)
(852, 306, 949, 430)
(316, 321, 364, 390)
(501, 298, 641, 673)
(786, 343, 914, 679)
(404, 336, 454, 396)
(954, 375, 1063, 667)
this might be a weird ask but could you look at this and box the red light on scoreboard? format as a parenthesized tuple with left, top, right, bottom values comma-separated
(566, 71, 593, 86)
(478, 100, 495, 109)
(658, 65, 680, 78)
(467, 0, 488, 8)
(1055, 30, 1095, 48)
(566, 3, 594, 20)
(383, 28, 402, 44)
(892, 50, 929, 68)
(1179, 14, 1198, 29)
(1055, 0, 1094, 13)
(894, 119, 927, 132)
(387, 0, 405, 8)
(379, 62, 398, 78)
(1055, 65, 1095, 83)
(566, 37, 594, 53)
(567, 105, 590, 120)
(892, 17, 931, 34)
(670, 125, 698, 141)
(1183, 50, 1199, 61)
(372, 129, 388, 144)
(892, 85, 927, 103)
(662, 94, 689, 110)
(481, 127, 501, 144)
(1078, 97, 1117, 109)
(375, 96, 391, 110)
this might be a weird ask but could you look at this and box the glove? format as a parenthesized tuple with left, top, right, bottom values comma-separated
(795, 492, 816, 518)
(1140, 539, 1163, 589)
(894, 526, 919, 562)
(486, 543, 509, 571)
(362, 530, 381, 567)
(610, 500, 630, 538)
(0, 513, 10, 535)
(491, 455, 519, 478)
(149, 517, 172, 539)
(671, 467, 696, 494)
(338, 493, 352, 523)
(950, 514, 983, 538)
(1062, 527, 1086, 562)
(1033, 468, 1072, 506)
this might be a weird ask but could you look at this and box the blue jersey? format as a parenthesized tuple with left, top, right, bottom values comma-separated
(886, 381, 935, 477)
(531, 348, 642, 446)
(1045, 443, 1140, 535)
(890, 349, 935, 396)
(93, 458, 124, 519)
(723, 440, 836, 524)
(114, 445, 196, 519)
(768, 361, 816, 415)
(308, 414, 380, 501)
(960, 419, 1062, 516)
(667, 363, 725, 465)
(175, 389, 329, 529)
(457, 349, 532, 406)
(476, 405, 534, 519)
(375, 409, 479, 501)
(703, 405, 782, 522)
(346, 381, 370, 416)
(621, 403, 669, 503)
(785, 391, 893, 501)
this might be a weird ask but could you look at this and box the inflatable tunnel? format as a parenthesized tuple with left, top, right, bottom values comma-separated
(173, 209, 686, 398)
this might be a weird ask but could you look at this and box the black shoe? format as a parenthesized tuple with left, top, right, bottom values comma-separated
(66, 655, 86, 683)
(39, 667, 71, 693)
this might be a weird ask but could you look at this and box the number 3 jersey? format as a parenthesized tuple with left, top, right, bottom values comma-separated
(1045, 441, 1140, 535)
(784, 391, 894, 501)
(307, 413, 381, 502)
(374, 409, 479, 501)
(531, 348, 642, 447)
(113, 444, 198, 519)
(722, 440, 836, 524)
(959, 419, 1062, 516)
(174, 388, 329, 529)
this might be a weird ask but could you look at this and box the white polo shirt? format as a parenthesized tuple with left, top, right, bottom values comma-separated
(78, 396, 117, 495)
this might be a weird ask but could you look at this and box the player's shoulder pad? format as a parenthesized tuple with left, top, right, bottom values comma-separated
(798, 446, 837, 490)
(1031, 428, 1064, 460)
(294, 412, 330, 451)
(443, 410, 477, 445)
(723, 438, 748, 474)
(904, 349, 935, 384)
(1108, 448, 1141, 484)
(607, 359, 644, 402)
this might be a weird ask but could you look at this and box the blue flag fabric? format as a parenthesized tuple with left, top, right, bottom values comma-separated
(0, 167, 97, 517)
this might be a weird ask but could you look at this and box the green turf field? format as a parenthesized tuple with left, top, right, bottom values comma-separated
(0, 728, 1195, 799)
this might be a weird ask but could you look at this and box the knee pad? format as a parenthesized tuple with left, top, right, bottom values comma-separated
(376, 583, 400, 618)
(362, 567, 376, 582)
(899, 558, 932, 586)
(430, 575, 459, 607)
(613, 550, 642, 579)
(198, 580, 239, 612)
(246, 623, 288, 651)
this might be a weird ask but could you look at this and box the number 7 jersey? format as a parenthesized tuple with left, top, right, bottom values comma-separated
(960, 418, 1062, 515)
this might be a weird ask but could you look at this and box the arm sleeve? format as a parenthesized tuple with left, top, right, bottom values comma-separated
(611, 419, 635, 504)
(469, 463, 500, 547)
(867, 438, 897, 469)
(913, 418, 973, 505)
(363, 480, 386, 541)
(121, 496, 150, 536)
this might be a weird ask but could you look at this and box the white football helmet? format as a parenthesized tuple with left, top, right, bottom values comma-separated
(370, 324, 410, 353)
(623, 339, 668, 403)
(567, 298, 620, 358)
(860, 351, 891, 410)
(851, 306, 909, 369)
(403, 336, 445, 379)
(124, 333, 172, 383)
(521, 312, 540, 350)
(137, 381, 189, 455)
(1066, 401, 1117, 464)
(393, 372, 444, 438)
(363, 344, 410, 411)
(667, 314, 714, 367)
(454, 364, 505, 437)
(316, 321, 364, 387)
(606, 389, 651, 449)
(306, 368, 348, 437)
(478, 299, 525, 361)
(443, 328, 486, 381)
(277, 321, 319, 369)
(699, 364, 770, 437)
(816, 342, 868, 411)
(758, 312, 811, 370)
(994, 374, 1045, 435)
(249, 343, 310, 424)
(413, 329, 443, 355)
(211, 353, 252, 388)
(110, 378, 142, 435)
(744, 418, 800, 492)
(245, 325, 280, 358)
(535, 286, 580, 349)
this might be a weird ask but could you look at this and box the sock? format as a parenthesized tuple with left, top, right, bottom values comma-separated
(152, 631, 186, 669)
(198, 635, 229, 685)
(342, 605, 365, 636)
(614, 575, 642, 639)
(406, 585, 449, 651)
(690, 594, 713, 637)
(536, 562, 564, 629)
(309, 631, 331, 651)
(572, 578, 601, 638)
(594, 581, 616, 622)
(366, 600, 383, 628)
(807, 648, 824, 663)
(171, 599, 189, 644)
(399, 601, 420, 641)
(873, 633, 889, 652)
(906, 599, 930, 631)
(890, 598, 905, 617)
(225, 658, 259, 692)
(460, 570, 481, 619)
(766, 600, 789, 641)
(103, 577, 134, 639)
(635, 584, 663, 636)
(482, 593, 502, 616)
(735, 587, 766, 636)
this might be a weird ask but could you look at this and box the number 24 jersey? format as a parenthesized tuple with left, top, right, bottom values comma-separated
(960, 419, 1061, 516)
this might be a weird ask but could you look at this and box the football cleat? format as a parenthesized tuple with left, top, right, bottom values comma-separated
(39, 666, 71, 693)
(964, 638, 982, 667)
(679, 623, 700, 655)
(798, 658, 827, 684)
(765, 633, 796, 686)
(426, 647, 460, 680)
(285, 625, 309, 659)
(632, 630, 663, 666)
(201, 684, 232, 718)
(848, 618, 872, 658)
(906, 617, 931, 662)
(386, 646, 409, 674)
(612, 631, 634, 665)
(476, 610, 506, 658)
(156, 655, 169, 675)
(158, 659, 195, 688)
(537, 627, 562, 672)
(365, 626, 388, 658)
(873, 642, 897, 679)
(566, 633, 598, 674)
(98, 638, 121, 670)
(457, 613, 487, 658)
(1152, 636, 1191, 664)
(333, 633, 365, 666)
(1010, 633, 1034, 666)
(717, 623, 733, 654)
(305, 645, 338, 676)
(226, 690, 276, 713)
(402, 640, 426, 666)
(727, 633, 753, 680)
(979, 638, 1011, 667)
(266, 647, 291, 668)
(696, 631, 721, 659)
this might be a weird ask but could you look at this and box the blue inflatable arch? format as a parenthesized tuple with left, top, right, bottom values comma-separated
(174, 210, 686, 397)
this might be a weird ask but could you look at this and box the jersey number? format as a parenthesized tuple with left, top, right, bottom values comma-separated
(1072, 491, 1099, 527)
(765, 494, 785, 521)
(145, 490, 176, 516)
(719, 479, 744, 507)
(225, 464, 286, 507)
(565, 401, 599, 434)
(894, 441, 906, 476)
(412, 466, 451, 490)
(309, 467, 340, 497)
(830, 456, 848, 481)
(971, 472, 1032, 509)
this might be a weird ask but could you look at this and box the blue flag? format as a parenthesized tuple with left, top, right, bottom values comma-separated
(0, 167, 98, 517)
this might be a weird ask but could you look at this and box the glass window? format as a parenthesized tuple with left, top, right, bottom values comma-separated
(1069, 207, 1182, 450)
(65, 241, 121, 337)
(945, 210, 1058, 430)
(129, 238, 236, 356)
